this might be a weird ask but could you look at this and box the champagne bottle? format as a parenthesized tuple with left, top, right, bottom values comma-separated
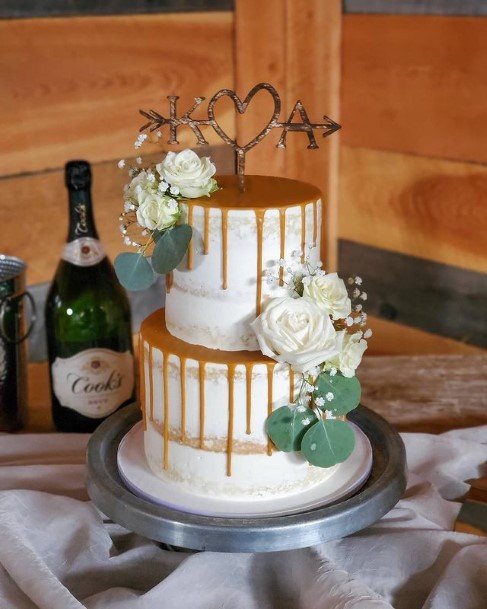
(45, 161, 135, 432)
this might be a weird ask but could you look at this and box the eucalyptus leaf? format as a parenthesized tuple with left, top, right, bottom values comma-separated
(114, 252, 155, 291)
(301, 419, 355, 468)
(314, 372, 361, 415)
(152, 224, 193, 274)
(265, 405, 318, 452)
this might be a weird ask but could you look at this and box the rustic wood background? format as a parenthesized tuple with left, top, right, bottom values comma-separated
(0, 0, 485, 356)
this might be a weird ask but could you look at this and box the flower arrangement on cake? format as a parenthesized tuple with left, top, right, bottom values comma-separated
(253, 250, 372, 468)
(114, 146, 219, 291)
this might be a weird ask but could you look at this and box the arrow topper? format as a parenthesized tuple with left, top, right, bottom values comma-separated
(139, 82, 341, 179)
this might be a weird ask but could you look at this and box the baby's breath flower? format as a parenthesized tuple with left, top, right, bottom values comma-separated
(345, 316, 354, 327)
(302, 417, 311, 426)
(124, 236, 131, 245)
(329, 367, 337, 376)
(167, 198, 178, 211)
(325, 392, 334, 401)
(352, 288, 360, 298)
(364, 328, 373, 339)
(355, 304, 363, 312)
(315, 396, 325, 407)
(278, 258, 286, 267)
(296, 405, 307, 413)
(355, 276, 363, 285)
(169, 185, 180, 196)
(136, 157, 142, 165)
(117, 159, 125, 169)
(158, 181, 169, 193)
(360, 291, 367, 301)
(347, 277, 355, 285)
(325, 410, 334, 418)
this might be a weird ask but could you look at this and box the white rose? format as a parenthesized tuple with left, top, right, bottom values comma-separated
(136, 191, 180, 231)
(328, 331, 367, 377)
(251, 297, 339, 373)
(303, 272, 351, 320)
(156, 149, 217, 199)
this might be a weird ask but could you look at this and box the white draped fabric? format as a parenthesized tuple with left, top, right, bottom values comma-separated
(0, 426, 485, 609)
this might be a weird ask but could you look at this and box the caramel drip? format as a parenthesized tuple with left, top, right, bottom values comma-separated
(203, 207, 210, 255)
(312, 201, 318, 246)
(221, 209, 228, 289)
(187, 205, 194, 269)
(289, 367, 295, 403)
(266, 362, 276, 455)
(255, 210, 265, 316)
(199, 361, 206, 448)
(148, 346, 154, 421)
(226, 363, 235, 476)
(245, 363, 253, 435)
(162, 352, 169, 470)
(301, 204, 306, 262)
(138, 337, 147, 430)
(179, 356, 186, 442)
(165, 272, 173, 294)
(279, 208, 286, 286)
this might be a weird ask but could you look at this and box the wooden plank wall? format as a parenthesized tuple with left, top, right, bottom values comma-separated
(340, 11, 487, 354)
(0, 12, 234, 285)
(1, 1, 485, 358)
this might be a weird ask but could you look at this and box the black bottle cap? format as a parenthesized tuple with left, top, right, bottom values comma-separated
(65, 160, 91, 191)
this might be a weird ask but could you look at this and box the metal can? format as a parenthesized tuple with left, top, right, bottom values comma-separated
(0, 255, 36, 431)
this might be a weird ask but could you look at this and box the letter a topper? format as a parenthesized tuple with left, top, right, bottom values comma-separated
(139, 82, 341, 182)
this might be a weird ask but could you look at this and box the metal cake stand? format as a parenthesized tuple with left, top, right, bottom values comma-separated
(87, 403, 407, 553)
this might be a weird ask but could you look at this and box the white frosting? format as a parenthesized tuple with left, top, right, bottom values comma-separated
(165, 200, 322, 351)
(142, 342, 336, 498)
(144, 420, 336, 499)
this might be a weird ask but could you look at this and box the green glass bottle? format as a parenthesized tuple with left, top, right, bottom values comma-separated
(45, 161, 135, 432)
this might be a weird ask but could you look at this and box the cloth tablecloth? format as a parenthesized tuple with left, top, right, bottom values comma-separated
(0, 425, 485, 609)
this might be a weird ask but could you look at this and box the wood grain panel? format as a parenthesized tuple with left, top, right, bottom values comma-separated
(359, 354, 487, 433)
(341, 15, 487, 163)
(339, 239, 487, 347)
(339, 146, 487, 273)
(0, 13, 234, 177)
(235, 0, 342, 268)
(366, 316, 484, 356)
(0, 146, 233, 285)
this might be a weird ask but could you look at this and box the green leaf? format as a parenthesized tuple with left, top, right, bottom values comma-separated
(114, 252, 155, 291)
(151, 224, 193, 274)
(314, 372, 361, 415)
(265, 405, 318, 452)
(301, 419, 355, 468)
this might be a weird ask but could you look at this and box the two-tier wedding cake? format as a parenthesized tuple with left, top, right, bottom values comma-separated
(139, 174, 335, 498)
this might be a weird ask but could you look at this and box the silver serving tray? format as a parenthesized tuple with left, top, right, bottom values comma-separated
(87, 403, 407, 553)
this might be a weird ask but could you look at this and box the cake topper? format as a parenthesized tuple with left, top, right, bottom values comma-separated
(139, 82, 341, 179)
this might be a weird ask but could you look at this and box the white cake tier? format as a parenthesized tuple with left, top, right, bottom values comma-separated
(140, 310, 335, 498)
(165, 175, 322, 351)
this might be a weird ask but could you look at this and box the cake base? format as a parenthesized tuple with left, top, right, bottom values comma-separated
(86, 403, 407, 552)
(117, 421, 373, 518)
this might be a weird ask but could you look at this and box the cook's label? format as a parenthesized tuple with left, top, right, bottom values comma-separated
(52, 349, 134, 418)
(62, 237, 105, 267)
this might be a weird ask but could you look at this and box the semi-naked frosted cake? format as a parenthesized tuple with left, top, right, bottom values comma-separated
(139, 174, 341, 498)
